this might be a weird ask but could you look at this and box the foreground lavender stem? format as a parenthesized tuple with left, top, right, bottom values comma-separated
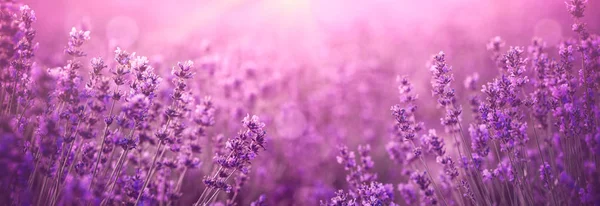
(134, 140, 164, 205)
(89, 86, 117, 189)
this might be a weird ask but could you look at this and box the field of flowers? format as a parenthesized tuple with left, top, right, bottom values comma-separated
(1, 0, 599, 205)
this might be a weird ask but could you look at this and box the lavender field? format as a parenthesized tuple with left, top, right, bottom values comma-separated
(1, 0, 600, 205)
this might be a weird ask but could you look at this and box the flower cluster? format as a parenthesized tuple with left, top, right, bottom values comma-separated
(429, 52, 463, 134)
(197, 114, 267, 205)
(323, 145, 394, 206)
(387, 76, 425, 166)
(324, 1, 598, 205)
(410, 171, 437, 205)
(0, 3, 270, 205)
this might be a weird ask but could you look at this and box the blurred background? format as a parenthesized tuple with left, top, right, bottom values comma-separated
(21, 0, 600, 205)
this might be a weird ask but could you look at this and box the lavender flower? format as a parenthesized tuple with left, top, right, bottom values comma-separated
(325, 145, 394, 206)
(429, 51, 465, 156)
(469, 124, 490, 157)
(539, 162, 552, 187)
(65, 27, 90, 57)
(250, 195, 267, 206)
(487, 36, 506, 68)
(423, 129, 445, 157)
(566, 0, 587, 18)
(397, 183, 417, 205)
(410, 171, 437, 205)
(196, 114, 267, 205)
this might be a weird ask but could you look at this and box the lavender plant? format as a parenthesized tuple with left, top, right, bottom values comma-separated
(0, 1, 269, 205)
(0, 0, 600, 205)
(324, 0, 600, 205)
